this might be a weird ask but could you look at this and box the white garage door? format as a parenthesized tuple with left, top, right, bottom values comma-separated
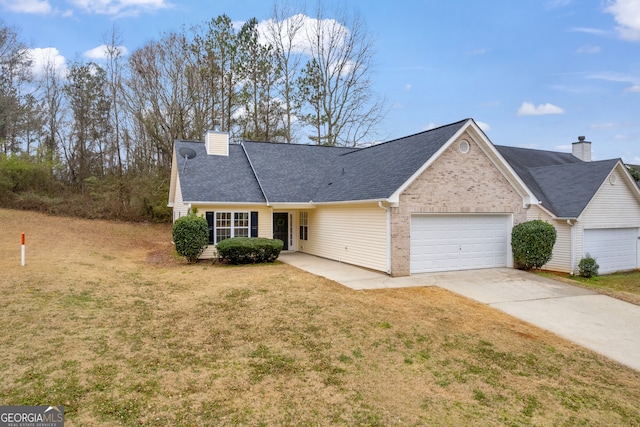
(583, 228, 638, 274)
(411, 215, 510, 274)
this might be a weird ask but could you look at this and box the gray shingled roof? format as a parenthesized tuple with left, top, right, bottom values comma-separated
(174, 140, 265, 203)
(176, 120, 467, 204)
(241, 141, 357, 203)
(313, 120, 468, 202)
(497, 145, 619, 218)
(176, 119, 620, 217)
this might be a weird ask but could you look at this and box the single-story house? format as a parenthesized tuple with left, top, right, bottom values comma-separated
(168, 118, 640, 276)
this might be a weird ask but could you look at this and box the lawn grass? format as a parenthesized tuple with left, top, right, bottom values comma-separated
(1, 208, 640, 426)
(540, 270, 640, 306)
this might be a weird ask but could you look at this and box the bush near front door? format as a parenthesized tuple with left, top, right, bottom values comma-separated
(216, 237, 284, 264)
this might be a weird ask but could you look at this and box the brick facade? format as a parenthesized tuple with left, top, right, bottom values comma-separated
(390, 133, 527, 276)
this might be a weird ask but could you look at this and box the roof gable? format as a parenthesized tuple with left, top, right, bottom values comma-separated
(496, 145, 626, 218)
(529, 159, 619, 218)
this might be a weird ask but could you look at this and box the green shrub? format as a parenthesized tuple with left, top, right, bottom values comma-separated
(172, 214, 209, 263)
(578, 254, 599, 278)
(511, 220, 557, 270)
(216, 237, 284, 264)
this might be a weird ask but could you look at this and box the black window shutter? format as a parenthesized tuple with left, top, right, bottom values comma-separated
(250, 211, 258, 237)
(206, 212, 214, 244)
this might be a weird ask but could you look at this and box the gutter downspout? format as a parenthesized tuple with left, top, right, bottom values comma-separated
(379, 201, 392, 275)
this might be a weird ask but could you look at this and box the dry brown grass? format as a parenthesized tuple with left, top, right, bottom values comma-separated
(1, 208, 639, 426)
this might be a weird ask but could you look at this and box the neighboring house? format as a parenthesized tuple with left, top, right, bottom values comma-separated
(168, 119, 640, 276)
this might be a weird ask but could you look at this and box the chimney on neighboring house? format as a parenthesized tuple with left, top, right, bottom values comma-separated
(572, 136, 592, 162)
(204, 129, 229, 156)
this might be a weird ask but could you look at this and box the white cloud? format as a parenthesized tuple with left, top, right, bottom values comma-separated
(258, 14, 351, 57)
(404, 84, 412, 91)
(588, 71, 640, 92)
(476, 121, 491, 132)
(27, 47, 67, 78)
(0, 0, 51, 14)
(576, 44, 601, 54)
(68, 0, 172, 16)
(569, 27, 609, 36)
(424, 123, 437, 131)
(84, 44, 129, 60)
(517, 102, 565, 116)
(605, 0, 640, 41)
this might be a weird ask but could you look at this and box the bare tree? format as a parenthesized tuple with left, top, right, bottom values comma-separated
(263, 5, 306, 143)
(103, 26, 126, 175)
(39, 53, 66, 170)
(236, 18, 285, 141)
(63, 61, 110, 186)
(193, 15, 238, 133)
(298, 7, 386, 146)
(127, 31, 195, 170)
(0, 21, 34, 154)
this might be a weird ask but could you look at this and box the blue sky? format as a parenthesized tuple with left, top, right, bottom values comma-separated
(2, 0, 640, 163)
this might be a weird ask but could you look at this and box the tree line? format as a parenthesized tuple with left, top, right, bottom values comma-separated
(0, 4, 385, 221)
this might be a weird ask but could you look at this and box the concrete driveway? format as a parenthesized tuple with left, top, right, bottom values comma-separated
(279, 252, 640, 372)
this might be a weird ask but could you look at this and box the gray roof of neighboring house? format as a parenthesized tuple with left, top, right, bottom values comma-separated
(497, 145, 619, 218)
(176, 119, 468, 204)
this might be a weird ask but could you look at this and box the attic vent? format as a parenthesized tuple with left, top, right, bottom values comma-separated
(458, 139, 470, 154)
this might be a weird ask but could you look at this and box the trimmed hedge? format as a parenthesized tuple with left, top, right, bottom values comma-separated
(172, 214, 209, 263)
(216, 237, 283, 264)
(511, 219, 557, 270)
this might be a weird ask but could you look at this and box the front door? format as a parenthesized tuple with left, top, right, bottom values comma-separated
(273, 213, 289, 250)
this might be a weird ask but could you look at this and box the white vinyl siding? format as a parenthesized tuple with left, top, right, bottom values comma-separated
(410, 214, 511, 273)
(581, 169, 640, 229)
(527, 207, 573, 273)
(577, 167, 640, 272)
(172, 175, 190, 221)
(301, 204, 387, 273)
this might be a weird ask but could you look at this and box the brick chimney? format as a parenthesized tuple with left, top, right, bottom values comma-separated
(572, 136, 591, 162)
(204, 130, 229, 156)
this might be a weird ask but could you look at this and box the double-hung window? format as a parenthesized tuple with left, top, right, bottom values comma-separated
(207, 211, 252, 244)
(299, 211, 308, 241)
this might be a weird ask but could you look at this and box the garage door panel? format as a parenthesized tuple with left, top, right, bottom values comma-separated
(584, 228, 638, 274)
(410, 215, 510, 274)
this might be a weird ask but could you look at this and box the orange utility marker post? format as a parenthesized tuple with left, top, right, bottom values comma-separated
(21, 233, 25, 266)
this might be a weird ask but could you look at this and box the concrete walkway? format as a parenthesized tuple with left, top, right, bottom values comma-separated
(279, 252, 640, 372)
